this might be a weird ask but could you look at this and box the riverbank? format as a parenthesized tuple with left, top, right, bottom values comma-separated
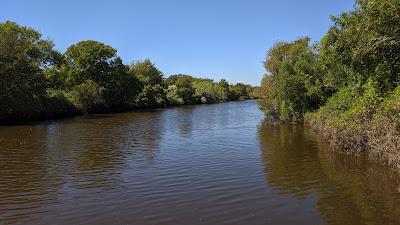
(305, 119, 400, 168)
(257, 0, 400, 167)
(0, 98, 257, 125)
(304, 85, 400, 168)
(0, 21, 259, 124)
(259, 84, 400, 168)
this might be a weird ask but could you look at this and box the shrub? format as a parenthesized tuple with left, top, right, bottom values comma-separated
(44, 90, 78, 118)
(65, 80, 105, 113)
(135, 84, 166, 108)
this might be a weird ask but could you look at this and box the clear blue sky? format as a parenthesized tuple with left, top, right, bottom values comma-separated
(1, 0, 354, 85)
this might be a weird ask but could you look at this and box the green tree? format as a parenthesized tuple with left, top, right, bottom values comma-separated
(319, 0, 400, 93)
(171, 76, 196, 104)
(63, 40, 139, 111)
(218, 79, 230, 100)
(193, 78, 226, 103)
(131, 59, 164, 86)
(131, 59, 166, 108)
(259, 38, 322, 120)
(135, 84, 166, 108)
(65, 80, 105, 113)
(166, 75, 196, 105)
(0, 21, 59, 120)
(165, 74, 192, 86)
(64, 40, 121, 85)
(229, 83, 250, 100)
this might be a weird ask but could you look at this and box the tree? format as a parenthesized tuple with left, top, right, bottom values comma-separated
(320, 0, 400, 93)
(131, 59, 164, 86)
(64, 40, 120, 85)
(63, 40, 140, 110)
(135, 84, 166, 108)
(193, 78, 227, 103)
(218, 79, 230, 100)
(131, 59, 166, 108)
(259, 38, 322, 120)
(171, 76, 196, 104)
(65, 80, 105, 113)
(165, 74, 193, 86)
(166, 75, 196, 105)
(0, 21, 59, 120)
(229, 83, 250, 100)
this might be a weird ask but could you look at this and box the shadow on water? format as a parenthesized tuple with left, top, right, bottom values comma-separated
(258, 120, 400, 225)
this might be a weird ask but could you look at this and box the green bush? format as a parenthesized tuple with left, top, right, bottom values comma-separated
(193, 79, 227, 103)
(135, 84, 166, 108)
(258, 38, 322, 121)
(65, 80, 105, 113)
(0, 20, 255, 122)
(166, 75, 196, 105)
(44, 90, 78, 118)
(0, 21, 54, 121)
(131, 59, 164, 86)
(305, 83, 399, 161)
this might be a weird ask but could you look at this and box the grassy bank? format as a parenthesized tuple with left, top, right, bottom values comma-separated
(305, 83, 400, 166)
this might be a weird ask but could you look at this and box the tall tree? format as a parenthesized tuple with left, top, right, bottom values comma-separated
(131, 59, 164, 86)
(0, 21, 58, 120)
(63, 40, 139, 110)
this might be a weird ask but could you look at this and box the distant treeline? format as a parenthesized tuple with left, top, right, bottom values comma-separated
(258, 0, 400, 165)
(0, 21, 259, 122)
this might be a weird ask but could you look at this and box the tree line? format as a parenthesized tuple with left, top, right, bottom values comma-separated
(258, 0, 399, 163)
(0, 21, 259, 122)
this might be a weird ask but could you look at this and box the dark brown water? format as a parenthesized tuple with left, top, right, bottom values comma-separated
(0, 100, 399, 225)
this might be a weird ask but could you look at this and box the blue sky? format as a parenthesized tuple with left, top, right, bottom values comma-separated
(1, 0, 354, 85)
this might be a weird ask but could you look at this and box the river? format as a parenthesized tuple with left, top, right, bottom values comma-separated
(0, 100, 399, 225)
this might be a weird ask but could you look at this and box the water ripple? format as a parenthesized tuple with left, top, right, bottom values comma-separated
(0, 101, 399, 225)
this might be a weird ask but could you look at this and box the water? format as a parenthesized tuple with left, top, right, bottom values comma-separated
(0, 100, 399, 225)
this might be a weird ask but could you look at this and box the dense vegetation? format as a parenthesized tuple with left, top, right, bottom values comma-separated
(258, 0, 400, 165)
(0, 21, 259, 123)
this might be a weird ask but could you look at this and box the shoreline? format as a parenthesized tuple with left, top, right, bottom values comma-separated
(259, 115, 400, 169)
(0, 99, 256, 126)
(305, 118, 400, 169)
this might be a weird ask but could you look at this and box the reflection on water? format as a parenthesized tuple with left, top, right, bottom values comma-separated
(0, 112, 165, 224)
(258, 122, 400, 225)
(0, 101, 399, 225)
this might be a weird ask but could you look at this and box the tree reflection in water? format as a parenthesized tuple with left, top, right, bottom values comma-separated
(258, 120, 400, 225)
(0, 111, 166, 224)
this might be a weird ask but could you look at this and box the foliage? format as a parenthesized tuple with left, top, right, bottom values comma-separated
(320, 0, 400, 92)
(258, 0, 400, 163)
(218, 79, 230, 100)
(229, 83, 251, 100)
(259, 38, 322, 120)
(130, 59, 167, 108)
(131, 59, 164, 86)
(0, 21, 254, 123)
(166, 75, 196, 105)
(135, 84, 166, 108)
(166, 75, 256, 105)
(65, 80, 105, 113)
(0, 21, 57, 121)
(64, 40, 121, 85)
(44, 90, 78, 118)
(259, 0, 400, 121)
(248, 86, 261, 99)
(63, 40, 140, 109)
(192, 78, 227, 103)
(165, 74, 192, 86)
